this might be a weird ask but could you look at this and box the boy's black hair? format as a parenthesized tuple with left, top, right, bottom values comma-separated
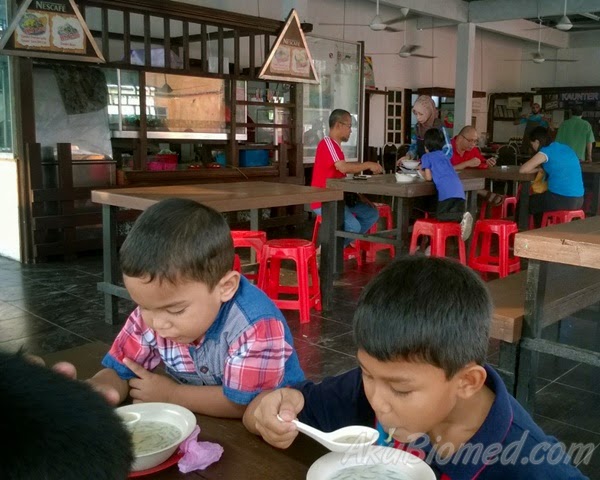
(329, 108, 351, 128)
(529, 126, 552, 148)
(353, 256, 492, 379)
(120, 198, 234, 289)
(423, 128, 445, 152)
(0, 350, 133, 480)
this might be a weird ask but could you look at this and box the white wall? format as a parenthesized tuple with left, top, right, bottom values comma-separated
(0, 157, 21, 261)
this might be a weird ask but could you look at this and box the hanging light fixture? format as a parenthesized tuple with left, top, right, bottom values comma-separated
(157, 73, 173, 94)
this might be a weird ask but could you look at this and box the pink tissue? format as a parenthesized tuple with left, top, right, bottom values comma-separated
(177, 425, 224, 473)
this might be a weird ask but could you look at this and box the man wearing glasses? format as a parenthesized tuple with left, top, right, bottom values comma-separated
(451, 126, 497, 171)
(310, 109, 383, 246)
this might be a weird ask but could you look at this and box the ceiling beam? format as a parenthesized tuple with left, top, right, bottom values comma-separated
(378, 0, 468, 23)
(469, 0, 600, 23)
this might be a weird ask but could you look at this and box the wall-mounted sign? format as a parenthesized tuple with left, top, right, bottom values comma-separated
(259, 9, 319, 84)
(0, 0, 104, 63)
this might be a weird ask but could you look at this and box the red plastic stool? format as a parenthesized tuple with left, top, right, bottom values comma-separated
(409, 219, 466, 264)
(540, 209, 585, 227)
(312, 215, 363, 265)
(231, 230, 267, 281)
(479, 196, 517, 221)
(257, 239, 321, 324)
(357, 202, 396, 261)
(233, 254, 242, 273)
(468, 219, 520, 278)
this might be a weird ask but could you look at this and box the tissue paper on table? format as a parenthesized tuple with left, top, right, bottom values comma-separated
(178, 425, 224, 473)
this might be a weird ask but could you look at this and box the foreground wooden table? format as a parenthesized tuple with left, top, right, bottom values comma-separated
(42, 342, 327, 479)
(461, 166, 536, 231)
(326, 173, 485, 261)
(514, 216, 600, 411)
(91, 182, 343, 323)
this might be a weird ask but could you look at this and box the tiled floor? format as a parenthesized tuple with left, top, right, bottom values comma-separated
(0, 241, 598, 477)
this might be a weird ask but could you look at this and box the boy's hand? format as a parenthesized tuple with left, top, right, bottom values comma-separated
(124, 357, 176, 403)
(245, 388, 305, 449)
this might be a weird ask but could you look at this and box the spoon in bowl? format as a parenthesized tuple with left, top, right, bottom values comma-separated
(277, 415, 379, 452)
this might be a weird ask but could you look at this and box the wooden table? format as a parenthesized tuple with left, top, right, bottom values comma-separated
(326, 174, 485, 270)
(91, 182, 343, 323)
(461, 166, 536, 231)
(42, 343, 327, 479)
(513, 216, 600, 411)
(581, 162, 600, 216)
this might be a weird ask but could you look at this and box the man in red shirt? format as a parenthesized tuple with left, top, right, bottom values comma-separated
(451, 126, 496, 170)
(311, 109, 383, 246)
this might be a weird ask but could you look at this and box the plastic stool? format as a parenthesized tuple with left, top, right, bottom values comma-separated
(468, 219, 520, 278)
(540, 210, 585, 227)
(409, 219, 466, 264)
(479, 196, 517, 220)
(357, 202, 396, 261)
(231, 230, 267, 281)
(257, 239, 321, 324)
(312, 215, 363, 265)
(233, 254, 241, 273)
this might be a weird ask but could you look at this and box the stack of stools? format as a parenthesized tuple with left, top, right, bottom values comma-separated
(409, 219, 466, 264)
(540, 209, 585, 227)
(479, 197, 517, 221)
(468, 219, 520, 279)
(357, 202, 395, 262)
(312, 215, 362, 265)
(230, 230, 267, 282)
(257, 239, 321, 324)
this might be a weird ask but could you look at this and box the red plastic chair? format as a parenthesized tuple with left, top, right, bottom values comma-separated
(468, 219, 520, 278)
(357, 202, 396, 261)
(257, 239, 321, 324)
(540, 210, 585, 227)
(409, 219, 466, 264)
(230, 230, 267, 281)
(312, 215, 362, 265)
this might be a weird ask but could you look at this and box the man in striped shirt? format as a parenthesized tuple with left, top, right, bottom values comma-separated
(310, 109, 383, 246)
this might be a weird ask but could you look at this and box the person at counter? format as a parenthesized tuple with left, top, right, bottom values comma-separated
(519, 126, 584, 226)
(311, 109, 383, 246)
(555, 105, 595, 163)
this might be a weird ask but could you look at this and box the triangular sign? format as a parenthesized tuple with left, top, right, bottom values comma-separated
(0, 0, 104, 63)
(259, 9, 319, 85)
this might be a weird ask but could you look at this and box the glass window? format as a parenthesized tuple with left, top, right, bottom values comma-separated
(303, 36, 361, 163)
(0, 2, 13, 152)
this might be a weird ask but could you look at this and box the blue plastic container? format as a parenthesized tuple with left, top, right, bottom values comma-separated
(239, 149, 269, 167)
(215, 152, 226, 166)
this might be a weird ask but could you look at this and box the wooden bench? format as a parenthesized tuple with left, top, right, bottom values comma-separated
(487, 267, 600, 393)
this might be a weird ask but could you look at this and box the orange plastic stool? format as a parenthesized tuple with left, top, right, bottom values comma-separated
(357, 202, 396, 261)
(312, 215, 362, 265)
(257, 239, 321, 324)
(540, 209, 585, 227)
(468, 219, 520, 278)
(231, 230, 267, 281)
(409, 219, 466, 264)
(479, 196, 517, 220)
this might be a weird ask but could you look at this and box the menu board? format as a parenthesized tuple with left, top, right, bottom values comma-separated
(259, 9, 319, 84)
(0, 0, 104, 63)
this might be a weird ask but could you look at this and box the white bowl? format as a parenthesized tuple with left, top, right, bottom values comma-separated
(395, 173, 415, 183)
(307, 446, 436, 480)
(402, 160, 420, 170)
(116, 402, 197, 472)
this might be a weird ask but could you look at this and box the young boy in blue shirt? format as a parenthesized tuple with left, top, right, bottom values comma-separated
(420, 128, 473, 241)
(57, 198, 304, 418)
(243, 257, 589, 479)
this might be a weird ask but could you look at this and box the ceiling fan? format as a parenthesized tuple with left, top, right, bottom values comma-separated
(526, 1, 599, 31)
(506, 19, 578, 64)
(367, 19, 436, 59)
(319, 0, 407, 32)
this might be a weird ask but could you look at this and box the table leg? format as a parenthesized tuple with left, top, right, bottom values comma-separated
(515, 259, 548, 413)
(516, 181, 531, 231)
(320, 200, 343, 311)
(395, 198, 411, 255)
(591, 174, 600, 216)
(100, 205, 119, 325)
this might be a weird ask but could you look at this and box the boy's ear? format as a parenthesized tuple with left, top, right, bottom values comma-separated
(218, 270, 241, 302)
(455, 363, 487, 400)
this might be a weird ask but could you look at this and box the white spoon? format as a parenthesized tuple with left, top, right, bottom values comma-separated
(277, 415, 379, 452)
